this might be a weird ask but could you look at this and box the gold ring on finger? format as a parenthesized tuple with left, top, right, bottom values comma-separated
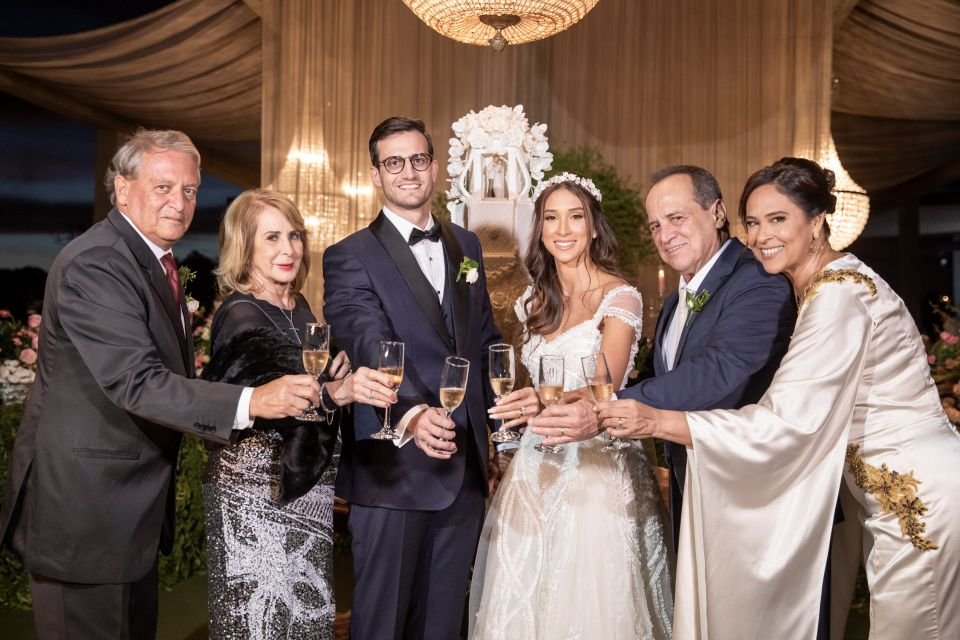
(519, 406, 526, 417)
(560, 428, 565, 437)
(618, 417, 624, 428)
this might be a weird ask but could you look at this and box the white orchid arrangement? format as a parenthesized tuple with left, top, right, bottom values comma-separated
(445, 104, 553, 211)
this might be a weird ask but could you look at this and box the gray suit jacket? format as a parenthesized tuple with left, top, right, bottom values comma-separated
(0, 209, 243, 584)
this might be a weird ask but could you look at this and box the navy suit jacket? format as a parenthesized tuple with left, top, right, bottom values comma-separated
(323, 212, 501, 511)
(622, 239, 795, 489)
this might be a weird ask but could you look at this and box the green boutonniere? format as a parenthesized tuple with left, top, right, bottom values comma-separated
(178, 265, 201, 314)
(685, 289, 711, 325)
(456, 257, 480, 284)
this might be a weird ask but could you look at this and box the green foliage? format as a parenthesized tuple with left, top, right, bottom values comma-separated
(158, 435, 209, 591)
(0, 401, 210, 609)
(0, 403, 30, 610)
(548, 146, 655, 277)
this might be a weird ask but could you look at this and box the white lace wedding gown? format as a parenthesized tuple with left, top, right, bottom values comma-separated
(469, 285, 673, 640)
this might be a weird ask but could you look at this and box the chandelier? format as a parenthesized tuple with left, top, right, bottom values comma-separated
(820, 135, 870, 251)
(402, 1, 601, 51)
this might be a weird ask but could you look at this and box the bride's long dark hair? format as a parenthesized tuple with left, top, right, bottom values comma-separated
(523, 180, 624, 338)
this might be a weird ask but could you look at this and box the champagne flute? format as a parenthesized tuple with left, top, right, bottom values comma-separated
(439, 356, 470, 416)
(582, 353, 629, 452)
(535, 355, 565, 454)
(370, 340, 404, 440)
(488, 344, 520, 443)
(299, 322, 330, 422)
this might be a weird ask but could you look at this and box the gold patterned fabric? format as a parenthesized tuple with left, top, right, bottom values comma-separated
(679, 254, 960, 639)
(797, 268, 877, 310)
(845, 443, 938, 551)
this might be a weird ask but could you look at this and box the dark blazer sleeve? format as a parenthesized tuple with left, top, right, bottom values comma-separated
(323, 240, 429, 437)
(623, 267, 795, 411)
(58, 246, 242, 442)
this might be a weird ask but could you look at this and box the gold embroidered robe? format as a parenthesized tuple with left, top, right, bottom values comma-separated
(674, 254, 960, 639)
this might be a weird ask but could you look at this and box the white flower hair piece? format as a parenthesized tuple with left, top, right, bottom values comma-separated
(531, 172, 602, 204)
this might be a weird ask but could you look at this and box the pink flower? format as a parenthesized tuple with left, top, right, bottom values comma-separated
(27, 314, 41, 329)
(0, 309, 10, 318)
(19, 348, 37, 365)
(12, 337, 21, 346)
(929, 354, 937, 364)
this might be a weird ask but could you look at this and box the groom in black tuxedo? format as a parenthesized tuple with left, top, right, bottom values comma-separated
(323, 116, 502, 639)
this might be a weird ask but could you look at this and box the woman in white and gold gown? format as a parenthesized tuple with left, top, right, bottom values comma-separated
(469, 174, 673, 640)
(599, 158, 960, 639)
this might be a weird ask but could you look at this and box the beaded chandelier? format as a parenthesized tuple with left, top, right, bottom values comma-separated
(402, 1, 600, 51)
(821, 135, 870, 251)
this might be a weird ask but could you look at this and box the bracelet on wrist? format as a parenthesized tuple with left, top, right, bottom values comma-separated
(318, 382, 337, 413)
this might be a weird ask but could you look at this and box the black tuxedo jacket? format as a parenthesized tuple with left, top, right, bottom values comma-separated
(323, 212, 502, 511)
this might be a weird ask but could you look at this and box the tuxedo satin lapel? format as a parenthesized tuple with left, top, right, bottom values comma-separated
(674, 239, 746, 363)
(369, 213, 455, 351)
(439, 222, 468, 355)
(107, 210, 190, 366)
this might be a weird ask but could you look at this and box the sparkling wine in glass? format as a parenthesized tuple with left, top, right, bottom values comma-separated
(439, 356, 470, 416)
(299, 322, 330, 422)
(535, 355, 565, 454)
(582, 353, 629, 451)
(488, 344, 520, 443)
(370, 341, 404, 440)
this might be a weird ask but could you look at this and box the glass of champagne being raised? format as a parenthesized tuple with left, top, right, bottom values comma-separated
(370, 340, 405, 440)
(535, 355, 565, 453)
(440, 356, 470, 416)
(300, 322, 330, 422)
(488, 344, 520, 443)
(582, 353, 629, 452)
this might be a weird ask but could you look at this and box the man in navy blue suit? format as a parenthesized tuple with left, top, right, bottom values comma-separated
(323, 117, 502, 639)
(530, 165, 796, 550)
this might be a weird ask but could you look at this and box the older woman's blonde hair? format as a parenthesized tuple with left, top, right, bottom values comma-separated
(215, 189, 310, 297)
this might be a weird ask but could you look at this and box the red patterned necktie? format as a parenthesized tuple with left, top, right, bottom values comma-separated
(160, 253, 184, 305)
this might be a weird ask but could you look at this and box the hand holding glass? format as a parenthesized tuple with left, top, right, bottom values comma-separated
(370, 341, 404, 440)
(488, 344, 520, 443)
(535, 355, 565, 454)
(582, 353, 629, 451)
(299, 322, 330, 422)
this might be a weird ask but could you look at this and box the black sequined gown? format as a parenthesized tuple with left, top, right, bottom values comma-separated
(203, 292, 340, 640)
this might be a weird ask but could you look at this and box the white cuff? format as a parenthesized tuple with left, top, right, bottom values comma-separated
(233, 387, 255, 430)
(395, 404, 429, 447)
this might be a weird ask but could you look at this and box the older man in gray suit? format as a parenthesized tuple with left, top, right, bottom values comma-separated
(0, 129, 320, 639)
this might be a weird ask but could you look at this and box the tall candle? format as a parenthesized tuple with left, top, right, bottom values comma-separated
(657, 267, 665, 298)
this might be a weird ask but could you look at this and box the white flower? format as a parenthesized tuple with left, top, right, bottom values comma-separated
(465, 268, 479, 284)
(187, 299, 200, 314)
(447, 104, 552, 200)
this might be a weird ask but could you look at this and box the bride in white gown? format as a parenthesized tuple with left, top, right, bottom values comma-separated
(469, 173, 673, 640)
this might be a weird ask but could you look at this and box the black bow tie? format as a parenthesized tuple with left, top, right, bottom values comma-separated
(408, 225, 442, 246)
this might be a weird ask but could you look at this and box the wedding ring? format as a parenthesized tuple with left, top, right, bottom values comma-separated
(560, 429, 565, 437)
(367, 391, 374, 400)
(519, 406, 526, 417)
(618, 417, 624, 428)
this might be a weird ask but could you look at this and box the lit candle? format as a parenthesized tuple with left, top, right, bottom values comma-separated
(657, 267, 665, 298)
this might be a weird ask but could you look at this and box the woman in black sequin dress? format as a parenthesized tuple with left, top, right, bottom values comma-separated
(202, 189, 396, 639)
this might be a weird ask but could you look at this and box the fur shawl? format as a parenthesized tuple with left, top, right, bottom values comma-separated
(201, 326, 338, 505)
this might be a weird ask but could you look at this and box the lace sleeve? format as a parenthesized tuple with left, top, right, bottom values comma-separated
(599, 286, 643, 334)
(514, 285, 534, 324)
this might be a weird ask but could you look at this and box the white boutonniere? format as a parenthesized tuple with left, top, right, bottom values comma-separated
(457, 257, 480, 284)
(178, 266, 201, 314)
(684, 289, 711, 326)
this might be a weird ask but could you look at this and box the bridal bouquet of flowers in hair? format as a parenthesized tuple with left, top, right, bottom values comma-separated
(0, 310, 41, 404)
(445, 104, 553, 214)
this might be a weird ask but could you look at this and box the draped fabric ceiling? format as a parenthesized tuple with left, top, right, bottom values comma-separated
(0, 0, 955, 303)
